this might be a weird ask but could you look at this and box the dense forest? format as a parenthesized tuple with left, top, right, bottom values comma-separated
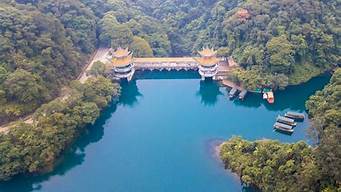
(82, 0, 340, 89)
(220, 68, 341, 191)
(0, 0, 97, 124)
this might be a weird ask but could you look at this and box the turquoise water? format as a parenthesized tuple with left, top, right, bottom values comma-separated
(0, 72, 330, 192)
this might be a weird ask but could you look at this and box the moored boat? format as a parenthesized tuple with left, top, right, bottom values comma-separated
(229, 88, 238, 99)
(238, 90, 247, 100)
(285, 111, 305, 120)
(267, 91, 274, 104)
(276, 115, 297, 126)
(263, 92, 268, 99)
(273, 122, 294, 133)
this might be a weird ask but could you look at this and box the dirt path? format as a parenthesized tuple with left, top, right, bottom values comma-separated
(0, 48, 110, 134)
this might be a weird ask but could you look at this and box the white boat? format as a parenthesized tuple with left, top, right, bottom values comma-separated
(263, 93, 268, 99)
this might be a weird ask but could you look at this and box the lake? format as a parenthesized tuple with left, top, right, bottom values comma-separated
(0, 72, 330, 192)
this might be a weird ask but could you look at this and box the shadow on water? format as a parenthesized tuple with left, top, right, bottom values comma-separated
(0, 102, 118, 192)
(196, 79, 223, 106)
(233, 74, 331, 111)
(118, 80, 143, 107)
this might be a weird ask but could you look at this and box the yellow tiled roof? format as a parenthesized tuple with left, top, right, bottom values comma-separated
(194, 57, 220, 66)
(198, 48, 217, 57)
(112, 47, 131, 58)
(112, 54, 133, 67)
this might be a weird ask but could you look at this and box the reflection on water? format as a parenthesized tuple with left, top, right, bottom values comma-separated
(118, 80, 142, 107)
(197, 80, 223, 106)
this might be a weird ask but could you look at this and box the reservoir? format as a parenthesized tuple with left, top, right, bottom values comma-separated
(0, 72, 330, 192)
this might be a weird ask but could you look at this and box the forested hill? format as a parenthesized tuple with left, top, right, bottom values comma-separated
(0, 0, 339, 123)
(75, 0, 341, 86)
(0, 1, 97, 124)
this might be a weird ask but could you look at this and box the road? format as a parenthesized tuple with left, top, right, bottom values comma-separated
(79, 48, 110, 83)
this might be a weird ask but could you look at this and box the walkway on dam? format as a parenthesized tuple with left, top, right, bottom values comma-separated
(133, 57, 235, 72)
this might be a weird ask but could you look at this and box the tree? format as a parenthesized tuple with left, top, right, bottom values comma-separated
(111, 25, 134, 49)
(98, 11, 119, 47)
(89, 61, 106, 77)
(217, 47, 230, 60)
(271, 74, 289, 90)
(266, 35, 294, 74)
(130, 36, 153, 57)
(4, 69, 48, 104)
(71, 102, 100, 125)
(0, 66, 8, 83)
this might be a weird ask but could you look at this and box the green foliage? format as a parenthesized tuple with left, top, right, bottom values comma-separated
(266, 35, 294, 74)
(4, 69, 49, 104)
(110, 25, 134, 49)
(220, 137, 317, 192)
(0, 66, 7, 83)
(98, 11, 120, 47)
(288, 63, 323, 85)
(96, 5, 170, 56)
(306, 68, 341, 188)
(87, 0, 338, 84)
(229, 67, 288, 91)
(0, 1, 95, 123)
(130, 36, 153, 57)
(0, 77, 120, 180)
(89, 61, 106, 77)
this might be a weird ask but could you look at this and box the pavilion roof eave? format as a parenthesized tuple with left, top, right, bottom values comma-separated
(194, 57, 220, 66)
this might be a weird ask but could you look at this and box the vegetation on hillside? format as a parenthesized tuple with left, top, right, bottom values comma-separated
(0, 1, 96, 124)
(85, 0, 340, 88)
(0, 76, 120, 180)
(220, 68, 341, 191)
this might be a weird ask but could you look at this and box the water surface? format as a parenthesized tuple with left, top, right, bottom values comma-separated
(0, 72, 330, 192)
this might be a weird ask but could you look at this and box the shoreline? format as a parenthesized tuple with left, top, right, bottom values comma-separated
(208, 139, 242, 183)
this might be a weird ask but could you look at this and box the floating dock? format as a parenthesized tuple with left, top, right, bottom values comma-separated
(276, 115, 297, 126)
(273, 122, 294, 133)
(285, 112, 305, 120)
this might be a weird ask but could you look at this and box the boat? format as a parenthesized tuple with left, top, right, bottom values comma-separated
(276, 115, 297, 126)
(266, 91, 274, 104)
(229, 88, 238, 99)
(263, 92, 268, 99)
(273, 122, 294, 134)
(238, 90, 247, 100)
(285, 112, 305, 120)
